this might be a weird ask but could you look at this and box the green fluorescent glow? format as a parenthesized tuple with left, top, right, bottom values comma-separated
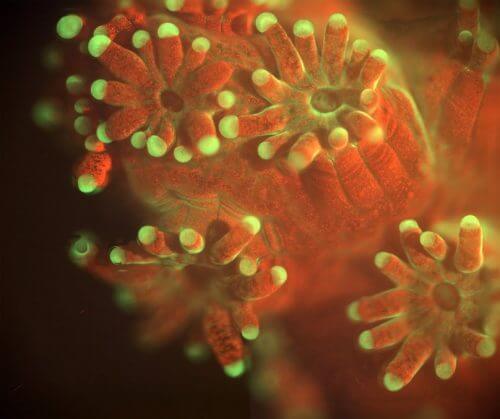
(138, 225, 156, 245)
(109, 247, 126, 265)
(197, 135, 220, 156)
(32, 100, 61, 129)
(383, 373, 404, 392)
(56, 14, 84, 40)
(88, 35, 111, 58)
(91, 79, 107, 100)
(66, 75, 85, 95)
(132, 30, 151, 49)
(77, 174, 97, 194)
(223, 360, 246, 378)
(242, 325, 260, 341)
(131, 131, 147, 149)
(147, 135, 168, 157)
(74, 116, 92, 136)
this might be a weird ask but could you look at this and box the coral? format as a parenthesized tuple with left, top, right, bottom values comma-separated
(69, 211, 289, 377)
(348, 215, 500, 391)
(34, 0, 500, 417)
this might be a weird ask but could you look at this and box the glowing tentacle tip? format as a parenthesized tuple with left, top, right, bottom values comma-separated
(352, 39, 369, 54)
(70, 236, 94, 265)
(97, 123, 112, 144)
(383, 373, 404, 392)
(174, 146, 193, 163)
(458, 30, 474, 46)
(347, 302, 361, 321)
(109, 246, 126, 265)
(66, 75, 85, 95)
(56, 14, 83, 40)
(399, 219, 419, 233)
(197, 136, 220, 156)
(242, 325, 260, 341)
(165, 0, 184, 12)
(77, 174, 97, 194)
(138, 225, 157, 245)
(252, 69, 271, 86)
(461, 214, 480, 230)
(147, 135, 168, 157)
(358, 331, 374, 350)
(217, 90, 236, 109)
(328, 13, 347, 29)
(91, 79, 107, 100)
(74, 116, 92, 136)
(435, 363, 454, 380)
(419, 231, 436, 248)
(223, 360, 246, 378)
(157, 22, 180, 39)
(293, 20, 314, 38)
(239, 257, 258, 276)
(476, 32, 497, 54)
(477, 337, 496, 358)
(88, 35, 111, 58)
(328, 127, 349, 150)
(256, 13, 278, 33)
(374, 251, 391, 269)
(258, 141, 275, 160)
(131, 131, 147, 149)
(192, 37, 211, 53)
(179, 228, 205, 254)
(219, 115, 239, 139)
(371, 49, 389, 64)
(132, 30, 151, 49)
(242, 216, 261, 234)
(271, 266, 287, 286)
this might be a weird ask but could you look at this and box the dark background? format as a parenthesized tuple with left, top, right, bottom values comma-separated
(3, 1, 251, 418)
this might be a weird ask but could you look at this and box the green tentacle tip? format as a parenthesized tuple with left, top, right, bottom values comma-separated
(347, 302, 361, 321)
(223, 360, 246, 378)
(358, 331, 374, 350)
(197, 135, 220, 156)
(138, 225, 157, 245)
(147, 135, 168, 157)
(56, 14, 83, 39)
(109, 246, 126, 265)
(242, 325, 260, 341)
(271, 266, 287, 286)
(88, 35, 112, 58)
(477, 337, 496, 358)
(132, 30, 151, 49)
(77, 174, 97, 194)
(91, 79, 107, 100)
(383, 373, 404, 392)
(435, 363, 454, 380)
(69, 235, 95, 265)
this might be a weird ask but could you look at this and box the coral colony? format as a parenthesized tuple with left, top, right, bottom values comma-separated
(35, 0, 499, 417)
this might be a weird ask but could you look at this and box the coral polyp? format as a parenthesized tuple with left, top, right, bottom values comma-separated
(70, 210, 288, 376)
(88, 21, 233, 157)
(348, 215, 500, 391)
